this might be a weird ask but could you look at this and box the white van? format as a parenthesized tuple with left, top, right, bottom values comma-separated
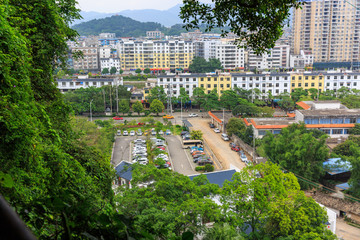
(221, 133, 229, 141)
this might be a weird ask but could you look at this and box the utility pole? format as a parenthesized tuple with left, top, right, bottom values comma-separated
(180, 97, 183, 124)
(222, 108, 225, 133)
(109, 86, 112, 114)
(102, 89, 106, 112)
(116, 85, 119, 113)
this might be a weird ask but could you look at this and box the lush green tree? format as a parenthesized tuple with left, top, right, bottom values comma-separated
(119, 69, 124, 74)
(232, 105, 259, 117)
(110, 66, 117, 74)
(308, 88, 319, 100)
(220, 162, 336, 239)
(291, 88, 308, 103)
(190, 130, 203, 140)
(347, 147, 360, 198)
(115, 164, 221, 239)
(132, 100, 144, 115)
(150, 99, 165, 116)
(102, 67, 109, 75)
(220, 89, 244, 110)
(148, 86, 167, 103)
(189, 56, 222, 73)
(192, 87, 206, 108)
(226, 118, 246, 137)
(262, 123, 329, 189)
(180, 0, 303, 54)
(144, 68, 151, 74)
(342, 95, 360, 109)
(278, 96, 294, 113)
(135, 68, 142, 74)
(203, 88, 220, 111)
(234, 87, 252, 101)
(179, 87, 190, 103)
(119, 99, 130, 115)
(258, 106, 275, 117)
(203, 223, 245, 240)
(349, 124, 360, 135)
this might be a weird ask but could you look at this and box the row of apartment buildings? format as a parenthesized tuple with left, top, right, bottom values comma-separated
(69, 35, 313, 73)
(57, 70, 360, 101)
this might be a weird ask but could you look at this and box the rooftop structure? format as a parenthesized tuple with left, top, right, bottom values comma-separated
(188, 169, 237, 187)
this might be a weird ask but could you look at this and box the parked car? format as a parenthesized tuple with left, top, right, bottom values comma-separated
(134, 139, 146, 144)
(181, 131, 189, 136)
(197, 159, 213, 166)
(137, 130, 143, 136)
(209, 123, 215, 128)
(193, 156, 209, 163)
(165, 129, 171, 135)
(193, 153, 206, 159)
(130, 130, 135, 136)
(163, 115, 174, 119)
(151, 129, 156, 135)
(221, 133, 229, 141)
(229, 142, 236, 148)
(213, 128, 221, 133)
(159, 130, 164, 135)
(189, 113, 198, 117)
(123, 130, 128, 136)
(240, 152, 248, 162)
(231, 146, 241, 152)
(182, 134, 191, 140)
(190, 146, 204, 151)
(113, 116, 123, 120)
(157, 146, 166, 151)
(191, 150, 204, 156)
(117, 130, 121, 136)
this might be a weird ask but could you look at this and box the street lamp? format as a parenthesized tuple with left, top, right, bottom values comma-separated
(90, 99, 93, 122)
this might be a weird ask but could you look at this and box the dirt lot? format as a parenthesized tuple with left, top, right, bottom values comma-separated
(336, 218, 360, 240)
(189, 118, 246, 170)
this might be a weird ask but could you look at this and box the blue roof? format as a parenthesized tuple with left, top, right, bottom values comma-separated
(115, 161, 133, 181)
(189, 169, 236, 187)
(336, 182, 350, 190)
(323, 158, 352, 175)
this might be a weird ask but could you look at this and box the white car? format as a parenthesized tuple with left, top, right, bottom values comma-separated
(159, 130, 164, 135)
(134, 139, 146, 144)
(189, 113, 198, 117)
(213, 128, 220, 133)
(130, 130, 135, 136)
(123, 130, 128, 136)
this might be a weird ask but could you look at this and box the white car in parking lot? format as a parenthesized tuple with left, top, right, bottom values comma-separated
(134, 139, 146, 144)
(213, 128, 220, 133)
(189, 113, 198, 117)
(123, 130, 128, 136)
(130, 130, 135, 136)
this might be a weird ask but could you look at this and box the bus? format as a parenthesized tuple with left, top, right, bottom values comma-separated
(182, 139, 203, 149)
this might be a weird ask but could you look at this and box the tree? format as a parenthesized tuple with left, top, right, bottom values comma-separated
(192, 87, 206, 108)
(262, 123, 329, 189)
(232, 105, 259, 117)
(150, 99, 164, 116)
(115, 164, 221, 239)
(220, 90, 242, 110)
(203, 88, 220, 111)
(226, 118, 246, 137)
(308, 88, 319, 100)
(144, 68, 151, 74)
(148, 86, 167, 103)
(234, 87, 252, 101)
(135, 68, 142, 74)
(119, 69, 124, 74)
(180, 0, 303, 54)
(119, 99, 130, 115)
(278, 96, 294, 113)
(190, 130, 203, 140)
(110, 66, 117, 75)
(189, 56, 222, 73)
(102, 68, 109, 75)
(132, 100, 144, 115)
(220, 162, 336, 239)
(291, 88, 308, 103)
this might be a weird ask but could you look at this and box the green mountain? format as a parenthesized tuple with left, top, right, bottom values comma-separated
(72, 14, 229, 37)
(72, 15, 166, 37)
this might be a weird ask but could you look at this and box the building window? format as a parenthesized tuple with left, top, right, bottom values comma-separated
(298, 83, 302, 87)
(345, 118, 356, 123)
(344, 129, 349, 134)
(207, 84, 211, 88)
(305, 83, 308, 87)
(207, 78, 211, 81)
(214, 84, 217, 88)
(201, 78, 204, 81)
(331, 118, 343, 124)
(201, 84, 204, 88)
(284, 83, 288, 87)
(242, 84, 246, 87)
(227, 84, 230, 87)
(220, 78, 223, 81)
(273, 130, 281, 134)
(321, 129, 331, 134)
(292, 83, 295, 87)
(304, 119, 319, 124)
(320, 118, 331, 124)
(62, 82, 66, 86)
(220, 84, 224, 88)
(234, 84, 237, 87)
(299, 76, 302, 80)
(332, 129, 343, 135)
(311, 83, 315, 87)
(259, 130, 267, 136)
(305, 76, 308, 80)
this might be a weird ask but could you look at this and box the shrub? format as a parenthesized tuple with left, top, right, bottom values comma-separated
(204, 164, 214, 172)
(144, 110, 150, 116)
(195, 166, 205, 171)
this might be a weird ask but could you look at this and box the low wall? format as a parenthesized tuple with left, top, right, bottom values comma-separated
(230, 134, 266, 164)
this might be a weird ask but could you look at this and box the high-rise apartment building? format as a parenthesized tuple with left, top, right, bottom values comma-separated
(248, 45, 290, 69)
(292, 0, 360, 63)
(116, 40, 194, 71)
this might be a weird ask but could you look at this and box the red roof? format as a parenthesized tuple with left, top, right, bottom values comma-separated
(296, 101, 311, 110)
(208, 111, 222, 123)
(243, 118, 251, 126)
(287, 113, 296, 118)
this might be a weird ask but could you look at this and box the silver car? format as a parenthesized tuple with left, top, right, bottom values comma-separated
(123, 130, 128, 136)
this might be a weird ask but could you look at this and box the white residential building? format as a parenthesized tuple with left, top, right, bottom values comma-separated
(323, 71, 360, 92)
(72, 47, 100, 71)
(100, 58, 121, 73)
(57, 77, 121, 92)
(157, 74, 199, 97)
(216, 40, 245, 69)
(290, 50, 314, 68)
(231, 72, 291, 96)
(248, 45, 290, 70)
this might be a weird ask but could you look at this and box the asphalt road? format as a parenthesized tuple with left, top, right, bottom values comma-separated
(165, 135, 197, 176)
(112, 136, 135, 166)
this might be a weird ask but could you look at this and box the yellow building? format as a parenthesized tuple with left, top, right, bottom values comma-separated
(198, 74, 232, 96)
(118, 40, 194, 71)
(290, 73, 325, 93)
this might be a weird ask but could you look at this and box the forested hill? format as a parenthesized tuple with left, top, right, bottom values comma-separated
(72, 15, 166, 37)
(72, 14, 229, 37)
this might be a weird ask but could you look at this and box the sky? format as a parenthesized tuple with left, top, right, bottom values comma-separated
(76, 0, 212, 13)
